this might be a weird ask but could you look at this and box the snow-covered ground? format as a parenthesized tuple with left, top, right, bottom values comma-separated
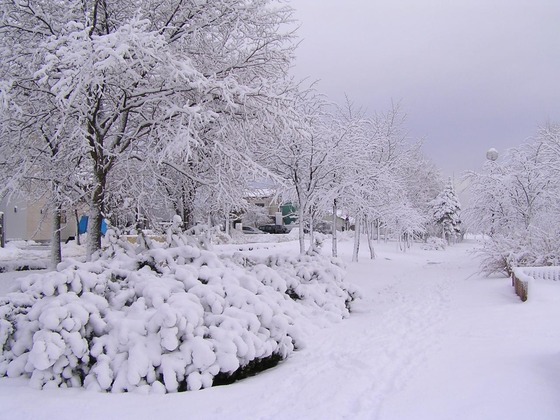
(1, 236, 560, 420)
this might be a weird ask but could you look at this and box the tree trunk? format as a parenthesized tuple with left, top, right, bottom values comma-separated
(332, 200, 338, 258)
(352, 215, 361, 262)
(306, 214, 316, 255)
(298, 205, 305, 255)
(180, 183, 197, 229)
(225, 209, 230, 236)
(366, 218, 375, 259)
(86, 172, 106, 261)
(74, 209, 80, 246)
(51, 205, 62, 269)
(0, 212, 5, 248)
(87, 207, 103, 261)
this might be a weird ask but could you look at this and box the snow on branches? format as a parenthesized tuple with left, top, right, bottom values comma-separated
(430, 181, 462, 244)
(464, 125, 560, 275)
(0, 0, 297, 260)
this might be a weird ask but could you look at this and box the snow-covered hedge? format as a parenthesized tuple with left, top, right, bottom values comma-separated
(0, 237, 359, 393)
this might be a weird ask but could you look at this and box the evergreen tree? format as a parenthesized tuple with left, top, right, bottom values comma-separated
(430, 181, 462, 243)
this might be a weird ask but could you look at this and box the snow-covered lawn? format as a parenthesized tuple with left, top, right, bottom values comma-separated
(1, 237, 560, 419)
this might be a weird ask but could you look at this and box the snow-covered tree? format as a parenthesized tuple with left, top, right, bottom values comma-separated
(538, 123, 560, 172)
(298, 102, 430, 261)
(430, 181, 462, 243)
(1, 0, 296, 260)
(0, 82, 87, 266)
(255, 89, 338, 254)
(464, 130, 560, 275)
(343, 106, 425, 260)
(402, 150, 444, 225)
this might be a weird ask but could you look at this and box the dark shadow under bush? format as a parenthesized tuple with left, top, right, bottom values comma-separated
(212, 353, 284, 387)
(0, 261, 48, 273)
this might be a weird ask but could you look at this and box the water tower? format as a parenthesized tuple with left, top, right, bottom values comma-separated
(486, 148, 498, 161)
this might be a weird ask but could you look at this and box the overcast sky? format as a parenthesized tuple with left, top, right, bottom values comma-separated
(289, 0, 560, 176)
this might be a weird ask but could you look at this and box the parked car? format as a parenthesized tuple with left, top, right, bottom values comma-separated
(314, 221, 333, 234)
(258, 224, 289, 234)
(242, 226, 264, 234)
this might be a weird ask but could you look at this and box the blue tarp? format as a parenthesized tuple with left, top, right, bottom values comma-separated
(78, 216, 88, 234)
(78, 216, 108, 235)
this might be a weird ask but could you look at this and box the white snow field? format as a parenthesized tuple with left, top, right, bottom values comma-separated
(1, 236, 560, 420)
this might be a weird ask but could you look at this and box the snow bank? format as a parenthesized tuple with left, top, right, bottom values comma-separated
(0, 242, 49, 273)
(0, 235, 359, 393)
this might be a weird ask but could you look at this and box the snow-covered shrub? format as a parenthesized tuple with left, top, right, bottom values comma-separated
(336, 231, 355, 242)
(237, 252, 360, 323)
(306, 232, 327, 256)
(421, 237, 447, 251)
(0, 238, 358, 393)
(476, 230, 560, 276)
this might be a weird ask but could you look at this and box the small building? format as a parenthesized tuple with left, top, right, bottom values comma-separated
(0, 194, 76, 243)
(242, 188, 285, 227)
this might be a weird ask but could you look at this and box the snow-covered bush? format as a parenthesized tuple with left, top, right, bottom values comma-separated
(165, 219, 231, 250)
(476, 230, 560, 276)
(307, 232, 327, 255)
(0, 237, 359, 393)
(421, 237, 447, 251)
(236, 252, 360, 323)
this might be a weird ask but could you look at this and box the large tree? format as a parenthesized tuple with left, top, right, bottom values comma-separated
(1, 0, 296, 259)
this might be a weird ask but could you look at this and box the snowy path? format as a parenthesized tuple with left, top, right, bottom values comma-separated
(264, 248, 456, 419)
(2, 239, 560, 419)
(380, 249, 560, 420)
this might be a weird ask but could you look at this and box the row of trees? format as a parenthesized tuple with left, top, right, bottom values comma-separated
(0, 0, 455, 265)
(0, 0, 297, 262)
(257, 95, 455, 260)
(464, 124, 560, 274)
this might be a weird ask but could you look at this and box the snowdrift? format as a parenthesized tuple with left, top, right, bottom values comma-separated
(0, 237, 359, 393)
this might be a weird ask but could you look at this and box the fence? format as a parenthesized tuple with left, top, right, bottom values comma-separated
(511, 266, 560, 302)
